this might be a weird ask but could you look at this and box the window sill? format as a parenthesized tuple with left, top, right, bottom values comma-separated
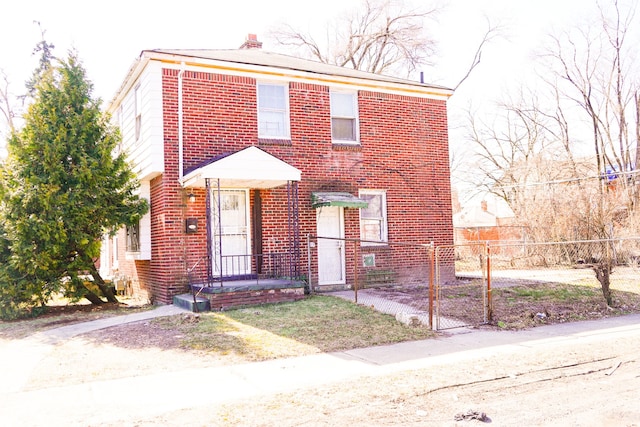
(258, 138, 292, 146)
(332, 143, 362, 152)
(125, 251, 150, 261)
(360, 242, 390, 249)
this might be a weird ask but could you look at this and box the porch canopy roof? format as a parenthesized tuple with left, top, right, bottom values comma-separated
(181, 146, 301, 189)
(311, 192, 369, 209)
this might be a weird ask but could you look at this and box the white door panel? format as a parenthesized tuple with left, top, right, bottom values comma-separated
(211, 189, 251, 276)
(317, 206, 345, 285)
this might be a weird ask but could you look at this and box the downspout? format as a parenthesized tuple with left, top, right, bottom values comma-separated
(178, 62, 185, 180)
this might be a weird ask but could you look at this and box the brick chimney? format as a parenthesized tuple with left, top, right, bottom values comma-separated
(239, 34, 263, 49)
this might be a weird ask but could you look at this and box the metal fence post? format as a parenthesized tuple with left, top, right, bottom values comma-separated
(354, 240, 359, 304)
(486, 241, 492, 323)
(428, 241, 435, 330)
(307, 234, 313, 294)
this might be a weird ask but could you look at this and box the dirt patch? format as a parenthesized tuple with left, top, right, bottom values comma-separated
(5, 293, 640, 425)
(23, 314, 238, 391)
(366, 280, 640, 329)
(127, 325, 640, 427)
(0, 302, 151, 340)
(8, 283, 640, 392)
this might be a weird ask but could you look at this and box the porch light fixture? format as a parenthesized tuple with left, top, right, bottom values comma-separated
(187, 192, 196, 203)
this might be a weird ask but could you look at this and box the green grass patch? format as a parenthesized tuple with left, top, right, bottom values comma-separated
(502, 284, 599, 301)
(490, 281, 640, 330)
(154, 295, 434, 361)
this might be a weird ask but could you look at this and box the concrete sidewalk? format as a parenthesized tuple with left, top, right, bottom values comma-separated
(1, 303, 640, 426)
(0, 304, 189, 395)
(329, 289, 469, 330)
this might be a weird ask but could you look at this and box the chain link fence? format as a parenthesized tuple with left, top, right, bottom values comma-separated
(313, 236, 640, 331)
(308, 236, 488, 330)
(457, 238, 640, 327)
(307, 236, 436, 327)
(436, 244, 489, 330)
(475, 238, 640, 292)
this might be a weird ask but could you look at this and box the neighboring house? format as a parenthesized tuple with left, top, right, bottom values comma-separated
(453, 199, 521, 244)
(99, 34, 454, 307)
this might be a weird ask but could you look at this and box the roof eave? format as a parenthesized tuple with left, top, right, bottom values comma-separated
(138, 50, 454, 100)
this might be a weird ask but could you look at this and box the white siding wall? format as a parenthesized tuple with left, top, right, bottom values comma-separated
(126, 180, 152, 260)
(99, 235, 111, 278)
(119, 61, 164, 180)
(113, 60, 164, 262)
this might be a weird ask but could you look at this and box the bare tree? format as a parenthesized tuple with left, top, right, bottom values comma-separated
(1, 22, 54, 146)
(0, 70, 16, 136)
(452, 19, 503, 91)
(271, 0, 502, 86)
(270, 0, 439, 78)
(461, 0, 639, 305)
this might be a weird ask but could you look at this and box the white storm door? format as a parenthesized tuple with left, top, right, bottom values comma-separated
(316, 206, 345, 285)
(211, 190, 251, 276)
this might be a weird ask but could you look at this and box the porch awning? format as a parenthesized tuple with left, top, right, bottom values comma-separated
(181, 146, 301, 189)
(311, 192, 369, 209)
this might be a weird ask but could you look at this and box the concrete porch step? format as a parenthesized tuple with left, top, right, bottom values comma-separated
(173, 294, 210, 312)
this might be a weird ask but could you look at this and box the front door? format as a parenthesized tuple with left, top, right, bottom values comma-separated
(316, 206, 345, 285)
(211, 189, 251, 277)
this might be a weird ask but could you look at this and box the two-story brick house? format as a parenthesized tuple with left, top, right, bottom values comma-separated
(99, 35, 454, 307)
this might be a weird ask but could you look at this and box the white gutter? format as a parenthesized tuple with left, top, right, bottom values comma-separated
(106, 54, 151, 115)
(147, 51, 453, 100)
(178, 62, 186, 180)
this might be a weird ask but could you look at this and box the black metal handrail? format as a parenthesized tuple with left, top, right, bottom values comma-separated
(188, 252, 295, 287)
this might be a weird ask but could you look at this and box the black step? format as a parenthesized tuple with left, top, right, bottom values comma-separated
(173, 294, 210, 312)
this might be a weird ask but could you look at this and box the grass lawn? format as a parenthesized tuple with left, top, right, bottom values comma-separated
(151, 295, 435, 361)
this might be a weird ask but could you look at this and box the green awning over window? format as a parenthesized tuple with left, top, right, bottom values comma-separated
(311, 192, 369, 209)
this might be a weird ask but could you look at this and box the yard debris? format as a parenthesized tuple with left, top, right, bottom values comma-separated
(605, 361, 621, 376)
(179, 313, 200, 324)
(395, 312, 424, 327)
(454, 409, 489, 422)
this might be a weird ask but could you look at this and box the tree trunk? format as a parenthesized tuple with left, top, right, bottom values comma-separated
(89, 263, 119, 303)
(593, 262, 613, 306)
(82, 287, 105, 305)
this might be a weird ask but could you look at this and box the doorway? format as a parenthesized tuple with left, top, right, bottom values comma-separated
(316, 206, 346, 285)
(211, 189, 251, 277)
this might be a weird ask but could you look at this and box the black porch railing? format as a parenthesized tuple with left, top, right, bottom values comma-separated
(187, 252, 298, 287)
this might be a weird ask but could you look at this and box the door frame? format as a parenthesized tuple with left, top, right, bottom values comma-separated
(316, 206, 346, 285)
(210, 188, 252, 277)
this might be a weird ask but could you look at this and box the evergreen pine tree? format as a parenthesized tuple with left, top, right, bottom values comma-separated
(0, 50, 147, 317)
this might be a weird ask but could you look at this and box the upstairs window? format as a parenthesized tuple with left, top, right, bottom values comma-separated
(258, 83, 290, 139)
(359, 190, 388, 244)
(331, 91, 359, 143)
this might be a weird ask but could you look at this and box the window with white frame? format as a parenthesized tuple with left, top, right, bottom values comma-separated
(126, 221, 141, 252)
(330, 91, 358, 143)
(134, 84, 141, 141)
(359, 190, 388, 244)
(257, 83, 290, 139)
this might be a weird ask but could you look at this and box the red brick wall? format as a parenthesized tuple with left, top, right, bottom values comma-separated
(122, 68, 453, 303)
(204, 287, 305, 311)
